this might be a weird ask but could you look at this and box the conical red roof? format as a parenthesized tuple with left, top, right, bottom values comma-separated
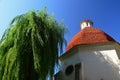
(66, 27, 115, 51)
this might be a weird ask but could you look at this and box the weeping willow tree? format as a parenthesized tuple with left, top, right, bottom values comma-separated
(0, 8, 67, 80)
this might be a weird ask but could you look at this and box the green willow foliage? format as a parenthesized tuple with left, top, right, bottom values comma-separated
(0, 8, 67, 80)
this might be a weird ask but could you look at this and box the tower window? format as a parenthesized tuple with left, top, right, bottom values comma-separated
(65, 65, 74, 76)
(86, 23, 88, 26)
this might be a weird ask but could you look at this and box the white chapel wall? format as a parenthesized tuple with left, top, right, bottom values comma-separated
(60, 44, 120, 80)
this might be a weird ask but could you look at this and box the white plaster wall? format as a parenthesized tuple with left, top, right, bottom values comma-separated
(60, 51, 80, 80)
(60, 44, 120, 80)
(78, 49, 120, 80)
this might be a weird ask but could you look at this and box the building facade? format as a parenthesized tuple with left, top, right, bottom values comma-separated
(55, 20, 120, 80)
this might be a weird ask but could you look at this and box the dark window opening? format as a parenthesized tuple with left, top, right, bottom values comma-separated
(75, 63, 82, 80)
(65, 65, 74, 76)
(86, 23, 88, 26)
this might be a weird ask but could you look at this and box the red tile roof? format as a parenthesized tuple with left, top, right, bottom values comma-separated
(66, 27, 115, 51)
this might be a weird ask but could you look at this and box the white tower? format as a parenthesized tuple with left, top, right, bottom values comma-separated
(54, 20, 120, 80)
(80, 19, 93, 29)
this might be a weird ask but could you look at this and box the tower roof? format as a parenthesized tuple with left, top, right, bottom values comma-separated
(66, 27, 116, 51)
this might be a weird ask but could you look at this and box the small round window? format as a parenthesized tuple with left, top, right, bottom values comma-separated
(65, 65, 74, 76)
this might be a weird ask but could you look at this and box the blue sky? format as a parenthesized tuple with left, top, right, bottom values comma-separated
(0, 0, 120, 51)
